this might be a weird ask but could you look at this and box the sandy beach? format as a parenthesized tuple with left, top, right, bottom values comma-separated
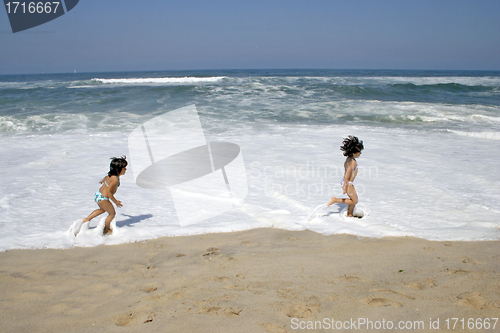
(0, 228, 499, 333)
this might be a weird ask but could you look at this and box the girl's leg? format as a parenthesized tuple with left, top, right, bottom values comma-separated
(83, 208, 105, 223)
(327, 185, 358, 216)
(346, 185, 358, 217)
(97, 200, 116, 234)
(327, 196, 355, 206)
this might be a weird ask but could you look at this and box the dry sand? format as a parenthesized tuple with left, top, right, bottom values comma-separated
(0, 228, 499, 332)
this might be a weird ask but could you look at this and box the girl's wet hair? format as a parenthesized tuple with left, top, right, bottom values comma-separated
(340, 136, 364, 157)
(108, 156, 128, 176)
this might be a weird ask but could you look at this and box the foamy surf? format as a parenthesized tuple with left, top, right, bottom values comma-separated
(447, 129, 500, 140)
(307, 204, 328, 222)
(1, 69, 499, 251)
(69, 217, 120, 247)
(339, 204, 370, 219)
(92, 76, 226, 85)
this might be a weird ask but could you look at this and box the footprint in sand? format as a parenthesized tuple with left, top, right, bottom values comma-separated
(337, 275, 374, 285)
(405, 279, 436, 290)
(263, 323, 287, 333)
(225, 284, 248, 291)
(456, 291, 492, 309)
(240, 241, 259, 247)
(212, 276, 231, 282)
(364, 297, 403, 308)
(285, 301, 317, 318)
(115, 311, 155, 326)
(447, 269, 470, 275)
(460, 256, 485, 264)
(370, 288, 415, 300)
(199, 306, 241, 317)
(140, 284, 158, 293)
(203, 247, 221, 257)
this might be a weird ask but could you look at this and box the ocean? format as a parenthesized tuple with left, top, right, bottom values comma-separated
(1, 69, 499, 250)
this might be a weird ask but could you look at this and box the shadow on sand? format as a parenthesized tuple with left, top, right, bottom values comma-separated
(117, 214, 154, 227)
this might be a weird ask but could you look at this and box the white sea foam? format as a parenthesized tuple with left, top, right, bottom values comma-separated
(0, 122, 499, 252)
(0, 81, 60, 89)
(0, 113, 144, 134)
(370, 76, 500, 87)
(92, 76, 227, 85)
(233, 76, 500, 87)
(1, 70, 499, 250)
(447, 129, 500, 140)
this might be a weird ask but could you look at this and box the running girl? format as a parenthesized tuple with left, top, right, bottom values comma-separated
(327, 136, 364, 217)
(78, 156, 127, 235)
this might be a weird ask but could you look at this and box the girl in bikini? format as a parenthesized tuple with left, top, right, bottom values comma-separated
(327, 136, 364, 217)
(81, 156, 127, 235)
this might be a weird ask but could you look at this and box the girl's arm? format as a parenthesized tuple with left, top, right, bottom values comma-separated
(343, 165, 352, 194)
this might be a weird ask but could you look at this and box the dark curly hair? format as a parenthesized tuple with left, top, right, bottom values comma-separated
(108, 156, 127, 177)
(340, 136, 364, 157)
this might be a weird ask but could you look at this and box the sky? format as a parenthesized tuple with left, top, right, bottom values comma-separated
(0, 0, 499, 74)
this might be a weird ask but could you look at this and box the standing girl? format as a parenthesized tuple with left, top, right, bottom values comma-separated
(327, 136, 364, 217)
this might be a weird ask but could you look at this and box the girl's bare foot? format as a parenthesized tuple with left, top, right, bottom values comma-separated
(103, 228, 112, 235)
(327, 197, 338, 206)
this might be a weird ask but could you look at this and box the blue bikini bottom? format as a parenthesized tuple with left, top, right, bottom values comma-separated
(94, 190, 109, 203)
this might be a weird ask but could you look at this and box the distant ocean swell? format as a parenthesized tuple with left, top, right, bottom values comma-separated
(1, 70, 500, 162)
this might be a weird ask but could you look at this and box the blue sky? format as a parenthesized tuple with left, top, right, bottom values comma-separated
(1, 0, 499, 74)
